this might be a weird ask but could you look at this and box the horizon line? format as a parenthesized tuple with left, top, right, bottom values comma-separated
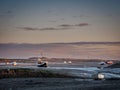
(0, 41, 120, 45)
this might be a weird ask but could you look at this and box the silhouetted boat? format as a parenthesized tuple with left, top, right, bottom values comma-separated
(37, 62, 48, 67)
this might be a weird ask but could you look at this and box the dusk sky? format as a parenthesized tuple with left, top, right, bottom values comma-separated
(0, 0, 120, 44)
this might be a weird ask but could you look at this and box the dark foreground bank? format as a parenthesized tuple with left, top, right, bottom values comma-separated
(0, 68, 74, 79)
(0, 78, 120, 90)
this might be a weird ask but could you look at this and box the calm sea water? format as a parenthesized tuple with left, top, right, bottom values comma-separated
(0, 43, 120, 60)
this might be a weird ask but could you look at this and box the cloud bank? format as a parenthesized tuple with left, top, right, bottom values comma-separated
(18, 23, 89, 31)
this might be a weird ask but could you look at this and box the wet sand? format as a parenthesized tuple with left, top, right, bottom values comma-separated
(0, 78, 120, 90)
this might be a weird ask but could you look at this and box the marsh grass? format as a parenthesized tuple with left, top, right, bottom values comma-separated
(0, 68, 74, 79)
